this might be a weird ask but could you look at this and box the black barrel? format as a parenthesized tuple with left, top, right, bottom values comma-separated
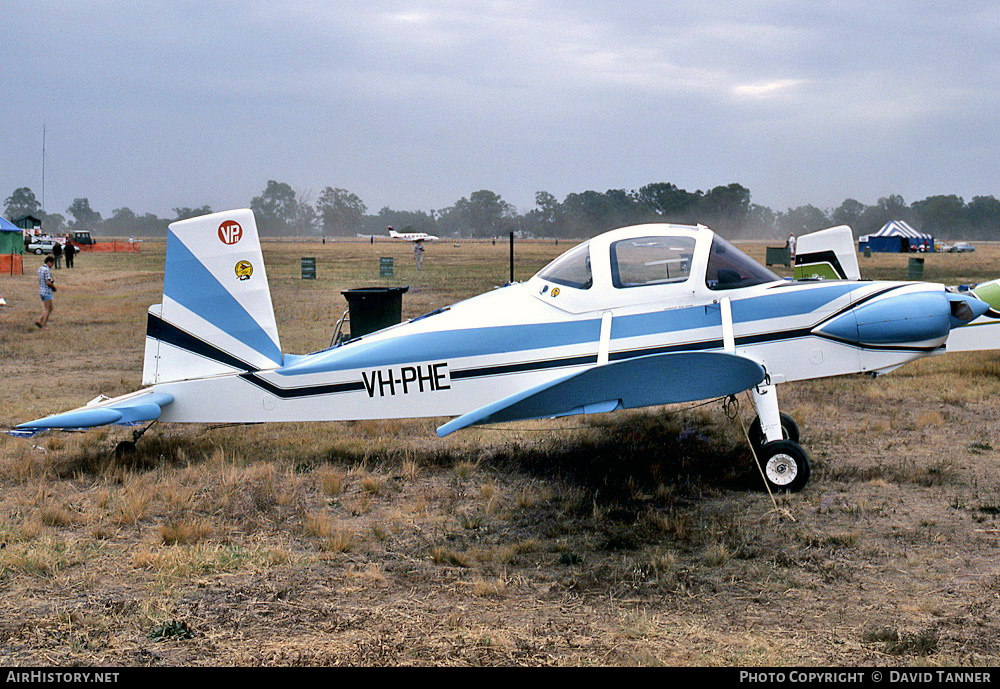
(342, 287, 409, 339)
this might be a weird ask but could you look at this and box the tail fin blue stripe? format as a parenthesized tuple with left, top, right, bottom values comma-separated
(164, 230, 282, 365)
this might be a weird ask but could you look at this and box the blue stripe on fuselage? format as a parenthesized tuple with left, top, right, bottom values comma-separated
(277, 283, 862, 377)
(277, 319, 604, 376)
(610, 283, 858, 339)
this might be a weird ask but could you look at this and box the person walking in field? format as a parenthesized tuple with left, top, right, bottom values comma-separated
(52, 239, 62, 269)
(35, 255, 56, 329)
(64, 240, 76, 268)
(414, 239, 425, 271)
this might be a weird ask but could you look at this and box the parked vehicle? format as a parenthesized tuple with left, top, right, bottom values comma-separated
(26, 238, 62, 255)
(72, 230, 96, 246)
(949, 242, 976, 253)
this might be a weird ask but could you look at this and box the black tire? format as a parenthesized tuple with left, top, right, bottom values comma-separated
(114, 440, 137, 459)
(748, 412, 799, 449)
(756, 440, 810, 493)
(34, 248, 43, 255)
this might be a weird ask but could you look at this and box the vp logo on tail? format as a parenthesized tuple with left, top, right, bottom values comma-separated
(218, 220, 243, 245)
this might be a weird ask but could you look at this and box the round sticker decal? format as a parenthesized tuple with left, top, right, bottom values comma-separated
(219, 220, 243, 245)
(235, 260, 253, 281)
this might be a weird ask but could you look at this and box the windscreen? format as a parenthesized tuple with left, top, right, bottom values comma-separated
(537, 242, 592, 289)
(705, 235, 780, 290)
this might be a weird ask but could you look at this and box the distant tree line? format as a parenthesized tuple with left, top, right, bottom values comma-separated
(5, 182, 1000, 241)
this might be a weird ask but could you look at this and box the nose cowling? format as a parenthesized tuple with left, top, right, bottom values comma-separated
(816, 291, 957, 347)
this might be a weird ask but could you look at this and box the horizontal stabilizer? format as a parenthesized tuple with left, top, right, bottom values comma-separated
(437, 351, 765, 436)
(16, 392, 174, 431)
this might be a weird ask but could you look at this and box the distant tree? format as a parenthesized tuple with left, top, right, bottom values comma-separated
(4, 187, 41, 219)
(42, 212, 66, 234)
(850, 194, 916, 237)
(364, 207, 438, 236)
(778, 205, 831, 235)
(251, 180, 298, 236)
(698, 183, 752, 235)
(521, 191, 562, 237)
(911, 195, 966, 237)
(603, 188, 646, 227)
(880, 194, 918, 226)
(636, 182, 700, 220)
(447, 190, 514, 237)
(172, 206, 213, 221)
(316, 187, 366, 236)
(534, 191, 558, 220)
(292, 199, 318, 237)
(746, 203, 778, 236)
(66, 198, 102, 228)
(831, 198, 866, 231)
(966, 196, 1000, 239)
(104, 207, 138, 235)
(560, 190, 616, 237)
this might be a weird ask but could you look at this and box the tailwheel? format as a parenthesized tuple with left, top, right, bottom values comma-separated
(113, 421, 156, 461)
(748, 412, 799, 450)
(757, 439, 810, 493)
(114, 440, 137, 459)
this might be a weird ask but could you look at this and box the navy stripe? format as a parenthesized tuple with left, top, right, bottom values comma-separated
(148, 313, 259, 373)
(239, 372, 363, 398)
(451, 354, 598, 379)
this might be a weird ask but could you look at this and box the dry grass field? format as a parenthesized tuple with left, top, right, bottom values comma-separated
(1, 236, 1000, 666)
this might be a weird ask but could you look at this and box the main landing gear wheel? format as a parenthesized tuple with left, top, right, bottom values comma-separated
(757, 439, 810, 493)
(748, 412, 799, 450)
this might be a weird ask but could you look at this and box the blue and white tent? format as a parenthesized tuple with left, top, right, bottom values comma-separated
(859, 220, 933, 253)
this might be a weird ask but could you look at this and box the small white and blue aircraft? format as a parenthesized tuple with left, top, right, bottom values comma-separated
(15, 211, 1000, 492)
(389, 228, 438, 242)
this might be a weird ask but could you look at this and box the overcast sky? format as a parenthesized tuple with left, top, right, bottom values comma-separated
(3, 1, 998, 220)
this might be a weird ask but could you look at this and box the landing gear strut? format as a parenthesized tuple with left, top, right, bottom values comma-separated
(748, 383, 811, 493)
(748, 412, 799, 450)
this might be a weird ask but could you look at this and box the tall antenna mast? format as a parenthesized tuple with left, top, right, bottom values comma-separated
(41, 124, 46, 213)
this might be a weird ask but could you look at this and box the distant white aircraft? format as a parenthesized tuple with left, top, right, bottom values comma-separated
(14, 210, 1000, 493)
(389, 228, 438, 242)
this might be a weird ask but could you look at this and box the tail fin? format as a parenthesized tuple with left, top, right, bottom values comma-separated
(794, 225, 861, 280)
(143, 209, 282, 385)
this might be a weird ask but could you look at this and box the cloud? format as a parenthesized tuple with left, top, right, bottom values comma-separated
(732, 79, 807, 99)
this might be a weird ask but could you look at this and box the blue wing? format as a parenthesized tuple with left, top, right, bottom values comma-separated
(437, 351, 765, 436)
